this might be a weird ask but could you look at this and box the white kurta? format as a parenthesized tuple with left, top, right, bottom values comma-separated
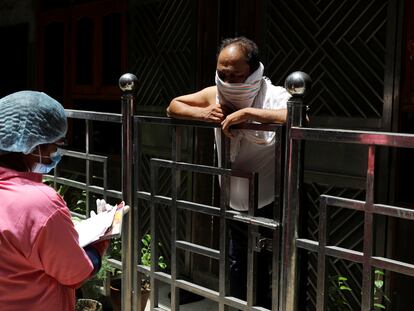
(215, 84, 291, 211)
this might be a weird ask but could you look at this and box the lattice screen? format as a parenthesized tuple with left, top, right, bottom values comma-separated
(129, 0, 196, 111)
(129, 0, 197, 269)
(264, 0, 389, 119)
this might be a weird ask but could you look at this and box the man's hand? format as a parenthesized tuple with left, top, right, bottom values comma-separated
(220, 107, 288, 138)
(199, 103, 225, 122)
(221, 108, 250, 138)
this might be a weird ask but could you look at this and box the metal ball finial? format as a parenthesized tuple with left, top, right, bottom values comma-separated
(119, 73, 138, 92)
(284, 71, 312, 97)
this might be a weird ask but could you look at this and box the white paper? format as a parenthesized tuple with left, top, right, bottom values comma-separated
(75, 206, 117, 247)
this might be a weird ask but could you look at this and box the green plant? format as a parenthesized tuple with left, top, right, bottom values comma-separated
(328, 275, 353, 310)
(141, 233, 167, 269)
(140, 233, 167, 290)
(329, 270, 392, 310)
(109, 238, 122, 261)
(373, 269, 391, 310)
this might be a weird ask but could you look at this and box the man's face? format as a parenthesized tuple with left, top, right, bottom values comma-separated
(217, 45, 251, 83)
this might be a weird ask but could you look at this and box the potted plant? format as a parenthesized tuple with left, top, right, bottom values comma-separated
(110, 233, 167, 311)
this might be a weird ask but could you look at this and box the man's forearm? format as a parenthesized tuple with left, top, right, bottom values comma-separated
(244, 107, 287, 124)
(166, 101, 203, 121)
(167, 100, 224, 123)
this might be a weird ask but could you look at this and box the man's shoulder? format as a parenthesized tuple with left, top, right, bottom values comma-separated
(200, 86, 217, 104)
(203, 85, 217, 94)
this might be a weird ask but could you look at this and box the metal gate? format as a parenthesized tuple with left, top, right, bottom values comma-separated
(132, 117, 285, 311)
(123, 71, 414, 311)
(50, 70, 414, 310)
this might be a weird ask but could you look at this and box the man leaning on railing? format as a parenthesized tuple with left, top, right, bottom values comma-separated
(166, 36, 291, 308)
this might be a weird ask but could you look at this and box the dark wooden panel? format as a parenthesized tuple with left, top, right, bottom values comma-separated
(128, 0, 197, 114)
(264, 0, 389, 121)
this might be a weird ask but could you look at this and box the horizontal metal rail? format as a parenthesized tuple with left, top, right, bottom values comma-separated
(61, 149, 109, 162)
(137, 192, 279, 231)
(150, 158, 254, 179)
(136, 115, 284, 132)
(46, 176, 122, 199)
(291, 126, 414, 148)
(66, 109, 122, 123)
(136, 263, 271, 311)
(175, 240, 220, 259)
(321, 194, 414, 220)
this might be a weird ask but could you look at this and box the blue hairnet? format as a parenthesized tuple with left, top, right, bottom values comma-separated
(0, 91, 67, 154)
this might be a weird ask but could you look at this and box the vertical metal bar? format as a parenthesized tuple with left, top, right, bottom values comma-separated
(170, 125, 180, 311)
(219, 132, 230, 311)
(271, 228, 280, 311)
(85, 119, 91, 216)
(53, 158, 58, 189)
(246, 173, 259, 308)
(150, 161, 158, 308)
(211, 132, 218, 276)
(280, 72, 311, 311)
(119, 73, 138, 311)
(272, 126, 283, 311)
(103, 156, 109, 297)
(316, 196, 328, 311)
(361, 145, 375, 310)
(150, 161, 159, 309)
(134, 117, 143, 310)
(103, 159, 108, 202)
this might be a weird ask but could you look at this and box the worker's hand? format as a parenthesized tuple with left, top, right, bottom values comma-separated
(92, 199, 130, 218)
(199, 103, 225, 122)
(221, 109, 249, 138)
(95, 199, 113, 214)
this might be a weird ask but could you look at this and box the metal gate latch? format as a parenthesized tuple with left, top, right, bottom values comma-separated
(253, 233, 273, 252)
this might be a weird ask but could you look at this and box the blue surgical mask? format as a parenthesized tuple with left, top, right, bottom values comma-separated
(31, 147, 62, 174)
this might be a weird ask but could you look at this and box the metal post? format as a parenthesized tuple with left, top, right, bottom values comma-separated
(170, 126, 181, 311)
(219, 132, 230, 311)
(119, 73, 139, 311)
(280, 71, 311, 311)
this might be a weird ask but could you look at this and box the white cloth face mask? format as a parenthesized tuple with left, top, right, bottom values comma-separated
(215, 62, 264, 109)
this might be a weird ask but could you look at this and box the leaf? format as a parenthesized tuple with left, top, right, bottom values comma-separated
(339, 286, 352, 291)
(373, 303, 386, 309)
(375, 270, 385, 276)
(374, 280, 384, 289)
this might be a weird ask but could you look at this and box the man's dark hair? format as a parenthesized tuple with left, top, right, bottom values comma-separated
(218, 37, 260, 73)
